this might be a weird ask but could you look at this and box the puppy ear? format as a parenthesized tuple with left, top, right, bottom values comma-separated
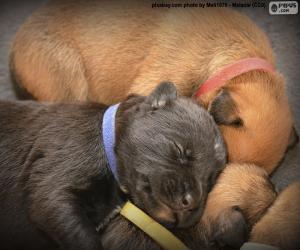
(147, 82, 177, 109)
(212, 206, 249, 249)
(209, 90, 243, 127)
(287, 127, 299, 149)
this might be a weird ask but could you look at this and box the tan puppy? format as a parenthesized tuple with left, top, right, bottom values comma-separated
(10, 0, 297, 173)
(250, 181, 300, 250)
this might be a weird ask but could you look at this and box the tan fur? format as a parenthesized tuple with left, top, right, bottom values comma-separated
(11, 0, 294, 172)
(209, 72, 293, 173)
(250, 181, 300, 250)
(153, 201, 176, 224)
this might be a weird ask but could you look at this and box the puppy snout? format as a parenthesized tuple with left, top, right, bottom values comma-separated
(175, 190, 204, 228)
(159, 176, 202, 211)
(157, 177, 205, 228)
(180, 193, 197, 210)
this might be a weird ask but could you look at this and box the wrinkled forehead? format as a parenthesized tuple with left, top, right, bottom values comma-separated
(131, 104, 223, 157)
(132, 101, 218, 143)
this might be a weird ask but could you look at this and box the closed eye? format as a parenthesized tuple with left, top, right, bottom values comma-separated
(173, 141, 193, 164)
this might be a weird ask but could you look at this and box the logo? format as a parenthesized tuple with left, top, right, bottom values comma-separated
(269, 1, 298, 15)
(271, 3, 278, 12)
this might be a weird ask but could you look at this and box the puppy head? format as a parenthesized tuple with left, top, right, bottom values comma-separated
(101, 164, 275, 250)
(199, 72, 297, 174)
(116, 82, 227, 228)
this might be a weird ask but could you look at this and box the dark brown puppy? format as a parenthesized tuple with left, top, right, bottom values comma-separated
(101, 163, 276, 250)
(10, 1, 297, 173)
(250, 181, 300, 250)
(0, 83, 227, 250)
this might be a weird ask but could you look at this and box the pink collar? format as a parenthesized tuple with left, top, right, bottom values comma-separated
(194, 57, 275, 98)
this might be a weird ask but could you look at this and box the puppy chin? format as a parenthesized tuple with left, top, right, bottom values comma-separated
(176, 206, 204, 228)
(151, 203, 177, 228)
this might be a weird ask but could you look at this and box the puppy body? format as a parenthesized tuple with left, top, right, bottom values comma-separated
(10, 1, 295, 173)
(0, 101, 113, 250)
(10, 1, 274, 102)
(101, 163, 277, 250)
(0, 83, 227, 250)
(250, 181, 300, 250)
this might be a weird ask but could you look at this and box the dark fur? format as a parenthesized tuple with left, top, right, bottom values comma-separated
(100, 206, 248, 250)
(0, 83, 227, 250)
(209, 90, 243, 128)
(100, 162, 278, 250)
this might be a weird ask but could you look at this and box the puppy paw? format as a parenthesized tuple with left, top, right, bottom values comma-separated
(212, 206, 249, 249)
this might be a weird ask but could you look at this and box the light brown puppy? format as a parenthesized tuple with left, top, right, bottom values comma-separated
(250, 181, 300, 250)
(10, 0, 297, 173)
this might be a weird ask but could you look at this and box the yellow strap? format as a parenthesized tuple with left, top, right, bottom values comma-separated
(120, 201, 189, 250)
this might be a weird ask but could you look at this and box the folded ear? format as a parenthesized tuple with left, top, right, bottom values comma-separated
(209, 89, 243, 128)
(146, 82, 177, 109)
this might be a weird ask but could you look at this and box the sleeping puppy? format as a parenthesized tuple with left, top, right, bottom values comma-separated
(101, 163, 277, 250)
(0, 83, 227, 250)
(10, 1, 297, 173)
(250, 181, 300, 250)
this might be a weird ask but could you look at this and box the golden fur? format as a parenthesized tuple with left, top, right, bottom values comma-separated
(250, 181, 300, 250)
(10, 0, 295, 173)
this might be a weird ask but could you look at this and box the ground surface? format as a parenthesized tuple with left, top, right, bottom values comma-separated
(0, 0, 299, 191)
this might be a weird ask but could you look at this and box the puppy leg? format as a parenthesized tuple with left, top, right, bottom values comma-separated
(201, 163, 276, 248)
(28, 189, 103, 250)
(250, 181, 300, 250)
(212, 206, 248, 249)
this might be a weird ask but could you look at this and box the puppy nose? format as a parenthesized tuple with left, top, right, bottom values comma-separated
(180, 193, 197, 210)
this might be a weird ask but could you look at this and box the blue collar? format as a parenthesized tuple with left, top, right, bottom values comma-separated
(102, 103, 120, 181)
